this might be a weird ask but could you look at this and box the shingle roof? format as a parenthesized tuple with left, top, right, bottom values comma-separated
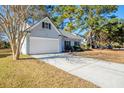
(59, 29, 82, 40)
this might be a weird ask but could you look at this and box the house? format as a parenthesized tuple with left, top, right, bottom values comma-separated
(21, 17, 82, 54)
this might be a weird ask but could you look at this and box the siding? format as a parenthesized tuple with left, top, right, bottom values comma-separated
(30, 18, 60, 39)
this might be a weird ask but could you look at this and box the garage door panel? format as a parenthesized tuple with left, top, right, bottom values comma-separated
(30, 37, 59, 54)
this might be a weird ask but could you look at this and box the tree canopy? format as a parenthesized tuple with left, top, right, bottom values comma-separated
(46, 5, 123, 48)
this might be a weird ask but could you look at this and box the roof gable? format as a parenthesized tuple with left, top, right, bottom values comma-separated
(30, 17, 82, 40)
(30, 17, 61, 35)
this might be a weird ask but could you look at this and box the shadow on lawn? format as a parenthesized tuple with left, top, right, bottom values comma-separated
(19, 57, 35, 60)
(83, 49, 93, 51)
(0, 54, 11, 58)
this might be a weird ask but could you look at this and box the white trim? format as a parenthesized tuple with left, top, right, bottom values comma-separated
(30, 37, 60, 40)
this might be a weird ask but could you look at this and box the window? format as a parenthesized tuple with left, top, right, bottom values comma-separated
(42, 22, 51, 30)
(74, 42, 80, 46)
(49, 23, 51, 29)
(64, 41, 71, 51)
(42, 22, 45, 28)
(66, 41, 71, 46)
(64, 41, 71, 47)
(45, 23, 49, 28)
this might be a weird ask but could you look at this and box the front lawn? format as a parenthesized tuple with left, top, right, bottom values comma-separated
(0, 49, 97, 88)
(73, 49, 124, 64)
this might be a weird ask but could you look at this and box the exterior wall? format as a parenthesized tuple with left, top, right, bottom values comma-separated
(71, 41, 74, 46)
(30, 18, 60, 39)
(21, 33, 30, 54)
(58, 36, 63, 52)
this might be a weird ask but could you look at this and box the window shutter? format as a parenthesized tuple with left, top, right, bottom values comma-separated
(49, 23, 51, 29)
(42, 22, 45, 28)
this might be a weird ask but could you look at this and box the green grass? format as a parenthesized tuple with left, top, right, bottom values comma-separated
(0, 49, 98, 88)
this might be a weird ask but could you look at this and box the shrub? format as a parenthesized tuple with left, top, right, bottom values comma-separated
(0, 41, 10, 48)
(85, 43, 90, 49)
(73, 45, 83, 52)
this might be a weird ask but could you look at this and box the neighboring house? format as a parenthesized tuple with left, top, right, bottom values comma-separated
(21, 17, 82, 54)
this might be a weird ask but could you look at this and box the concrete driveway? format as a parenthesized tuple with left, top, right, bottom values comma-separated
(32, 53, 124, 88)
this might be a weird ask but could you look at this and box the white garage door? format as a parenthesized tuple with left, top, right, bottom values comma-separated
(29, 37, 60, 54)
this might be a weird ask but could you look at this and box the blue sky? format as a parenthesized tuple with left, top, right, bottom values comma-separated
(116, 5, 124, 19)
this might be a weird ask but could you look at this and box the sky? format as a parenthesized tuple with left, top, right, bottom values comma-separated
(116, 5, 124, 19)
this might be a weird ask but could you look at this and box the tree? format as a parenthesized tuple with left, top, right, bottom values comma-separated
(48, 5, 84, 32)
(0, 5, 39, 60)
(80, 5, 118, 48)
(50, 5, 118, 47)
(29, 5, 48, 24)
(101, 18, 124, 47)
(85, 17, 124, 49)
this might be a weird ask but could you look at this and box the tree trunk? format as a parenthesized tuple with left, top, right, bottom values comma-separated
(12, 48, 20, 60)
(10, 41, 20, 60)
(12, 53, 19, 60)
(90, 31, 93, 49)
(11, 46, 20, 60)
(15, 43, 20, 60)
